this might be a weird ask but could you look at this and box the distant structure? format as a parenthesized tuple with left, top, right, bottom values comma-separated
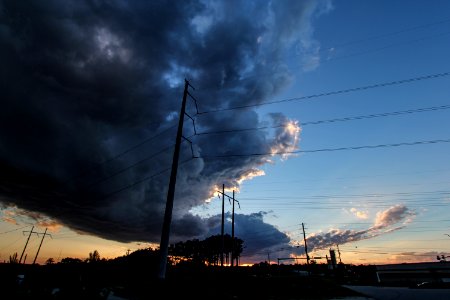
(376, 262, 450, 284)
(328, 249, 337, 270)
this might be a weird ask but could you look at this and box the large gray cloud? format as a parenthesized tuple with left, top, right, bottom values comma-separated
(0, 0, 331, 246)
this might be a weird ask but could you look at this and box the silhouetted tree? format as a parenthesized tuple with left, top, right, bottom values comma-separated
(60, 257, 83, 264)
(231, 237, 244, 266)
(87, 250, 100, 263)
(46, 257, 55, 265)
(9, 252, 18, 264)
(169, 234, 244, 266)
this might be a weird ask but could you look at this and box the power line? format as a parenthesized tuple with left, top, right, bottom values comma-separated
(306, 17, 450, 56)
(339, 245, 449, 251)
(341, 250, 439, 257)
(241, 168, 450, 186)
(86, 144, 175, 188)
(240, 189, 450, 200)
(206, 19, 450, 84)
(239, 230, 446, 256)
(0, 149, 193, 233)
(239, 181, 450, 195)
(99, 125, 177, 164)
(241, 204, 447, 211)
(0, 225, 33, 235)
(242, 199, 446, 206)
(195, 104, 450, 136)
(66, 124, 177, 183)
(200, 138, 450, 159)
(0, 235, 25, 252)
(102, 158, 194, 199)
(318, 30, 450, 66)
(198, 71, 450, 114)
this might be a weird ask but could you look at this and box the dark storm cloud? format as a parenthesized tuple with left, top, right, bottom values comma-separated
(0, 0, 330, 244)
(205, 212, 290, 257)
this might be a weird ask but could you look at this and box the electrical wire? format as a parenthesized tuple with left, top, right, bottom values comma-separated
(312, 17, 450, 54)
(198, 71, 450, 114)
(318, 30, 450, 65)
(86, 144, 175, 188)
(102, 157, 194, 199)
(66, 124, 177, 183)
(195, 104, 450, 136)
(0, 225, 33, 235)
(200, 138, 450, 159)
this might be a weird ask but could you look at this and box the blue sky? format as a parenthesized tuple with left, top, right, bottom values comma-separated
(1, 0, 450, 265)
(191, 0, 450, 264)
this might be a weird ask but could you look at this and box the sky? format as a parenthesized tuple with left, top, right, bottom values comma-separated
(1, 0, 450, 266)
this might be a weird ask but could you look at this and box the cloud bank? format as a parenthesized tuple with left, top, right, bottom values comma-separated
(0, 0, 331, 245)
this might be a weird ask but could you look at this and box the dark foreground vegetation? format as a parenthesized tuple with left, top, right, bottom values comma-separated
(1, 248, 375, 300)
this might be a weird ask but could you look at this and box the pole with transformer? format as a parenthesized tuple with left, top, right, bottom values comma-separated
(216, 186, 239, 267)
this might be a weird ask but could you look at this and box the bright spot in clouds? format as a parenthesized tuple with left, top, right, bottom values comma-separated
(350, 208, 369, 219)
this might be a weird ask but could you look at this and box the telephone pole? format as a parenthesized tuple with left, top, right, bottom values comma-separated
(216, 186, 239, 267)
(221, 184, 225, 267)
(231, 190, 235, 267)
(302, 223, 310, 265)
(19, 226, 36, 264)
(337, 244, 342, 264)
(33, 228, 52, 264)
(158, 79, 191, 279)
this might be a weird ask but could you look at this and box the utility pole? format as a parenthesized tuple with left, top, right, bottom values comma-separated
(19, 226, 35, 264)
(302, 223, 310, 265)
(231, 190, 235, 267)
(230, 190, 240, 267)
(33, 228, 52, 264)
(221, 184, 225, 267)
(216, 186, 239, 267)
(337, 244, 342, 264)
(158, 79, 191, 279)
(268, 252, 271, 265)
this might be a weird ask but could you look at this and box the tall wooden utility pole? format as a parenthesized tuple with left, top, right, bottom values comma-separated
(158, 79, 190, 279)
(33, 228, 51, 264)
(302, 223, 310, 265)
(221, 184, 225, 267)
(19, 226, 35, 264)
(231, 190, 235, 267)
(217, 186, 237, 267)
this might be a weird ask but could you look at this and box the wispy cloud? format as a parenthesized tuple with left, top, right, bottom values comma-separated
(374, 204, 414, 228)
(292, 205, 416, 255)
(1, 208, 19, 225)
(0, 206, 62, 232)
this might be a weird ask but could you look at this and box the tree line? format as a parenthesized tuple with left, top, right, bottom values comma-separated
(5, 234, 244, 267)
(169, 234, 244, 266)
